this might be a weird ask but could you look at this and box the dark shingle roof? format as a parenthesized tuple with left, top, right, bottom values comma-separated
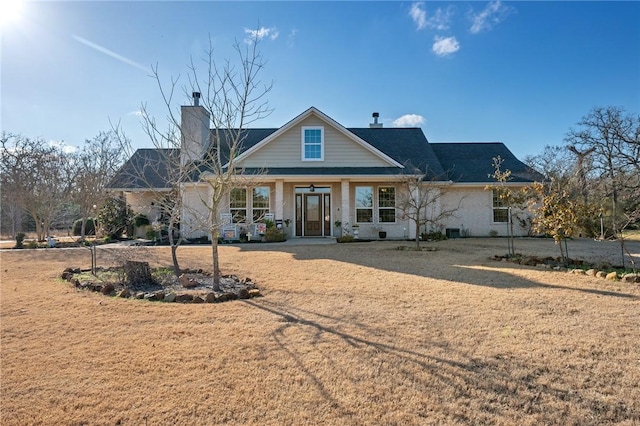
(347, 128, 446, 179)
(110, 132, 541, 190)
(430, 143, 543, 183)
(108, 149, 179, 190)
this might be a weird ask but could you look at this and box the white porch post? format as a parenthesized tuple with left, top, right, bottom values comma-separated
(275, 180, 284, 220)
(341, 179, 350, 227)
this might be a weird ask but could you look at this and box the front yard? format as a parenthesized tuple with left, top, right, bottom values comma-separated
(1, 238, 639, 425)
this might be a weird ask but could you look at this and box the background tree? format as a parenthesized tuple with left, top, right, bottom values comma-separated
(485, 156, 532, 257)
(72, 130, 126, 240)
(396, 169, 461, 249)
(564, 106, 639, 267)
(1, 133, 74, 241)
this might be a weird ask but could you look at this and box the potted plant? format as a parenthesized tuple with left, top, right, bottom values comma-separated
(334, 219, 342, 238)
(374, 225, 387, 239)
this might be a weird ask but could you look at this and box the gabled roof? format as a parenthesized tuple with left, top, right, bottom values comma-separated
(231, 107, 404, 168)
(108, 148, 179, 190)
(430, 142, 543, 183)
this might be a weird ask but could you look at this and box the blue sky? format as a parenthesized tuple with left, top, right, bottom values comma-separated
(1, 1, 638, 160)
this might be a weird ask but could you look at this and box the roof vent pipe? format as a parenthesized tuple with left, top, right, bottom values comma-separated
(370, 112, 383, 128)
(192, 92, 201, 107)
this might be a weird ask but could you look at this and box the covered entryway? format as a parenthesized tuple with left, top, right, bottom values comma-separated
(295, 187, 331, 237)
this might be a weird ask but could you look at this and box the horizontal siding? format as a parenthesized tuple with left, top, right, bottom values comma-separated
(240, 116, 391, 168)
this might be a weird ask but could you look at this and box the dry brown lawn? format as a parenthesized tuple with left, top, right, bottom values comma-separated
(1, 238, 639, 425)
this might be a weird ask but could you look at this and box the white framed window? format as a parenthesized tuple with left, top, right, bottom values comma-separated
(355, 186, 373, 223)
(230, 188, 247, 223)
(378, 186, 396, 223)
(492, 190, 509, 223)
(301, 126, 324, 161)
(252, 187, 270, 221)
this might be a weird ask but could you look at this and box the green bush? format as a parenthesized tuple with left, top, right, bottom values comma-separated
(264, 227, 286, 242)
(133, 214, 150, 227)
(420, 231, 446, 241)
(337, 235, 355, 243)
(73, 218, 96, 236)
(145, 225, 158, 240)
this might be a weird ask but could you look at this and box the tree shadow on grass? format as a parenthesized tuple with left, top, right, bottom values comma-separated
(235, 242, 639, 300)
(243, 298, 639, 424)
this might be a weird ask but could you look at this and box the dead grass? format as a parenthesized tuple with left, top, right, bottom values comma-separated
(1, 238, 640, 425)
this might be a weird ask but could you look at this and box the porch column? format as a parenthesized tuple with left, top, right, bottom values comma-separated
(275, 179, 284, 220)
(341, 179, 350, 227)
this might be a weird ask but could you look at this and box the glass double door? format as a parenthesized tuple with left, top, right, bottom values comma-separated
(295, 192, 331, 237)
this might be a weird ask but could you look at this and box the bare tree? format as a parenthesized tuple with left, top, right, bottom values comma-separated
(72, 130, 126, 240)
(187, 34, 273, 289)
(1, 133, 74, 241)
(565, 106, 640, 267)
(397, 169, 461, 249)
(114, 32, 272, 286)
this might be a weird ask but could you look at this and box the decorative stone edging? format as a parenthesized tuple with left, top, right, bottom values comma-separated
(491, 256, 640, 283)
(60, 267, 262, 303)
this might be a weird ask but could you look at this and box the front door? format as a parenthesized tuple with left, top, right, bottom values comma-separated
(304, 194, 322, 236)
(295, 190, 331, 237)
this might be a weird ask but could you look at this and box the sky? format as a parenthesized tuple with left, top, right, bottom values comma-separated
(1, 1, 639, 160)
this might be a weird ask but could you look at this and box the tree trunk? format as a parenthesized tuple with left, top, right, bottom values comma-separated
(168, 230, 181, 276)
(124, 261, 152, 287)
(414, 223, 421, 249)
(211, 230, 221, 291)
(80, 215, 87, 240)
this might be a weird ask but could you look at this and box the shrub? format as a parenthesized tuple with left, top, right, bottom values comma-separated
(264, 227, 286, 242)
(337, 235, 355, 243)
(26, 240, 38, 249)
(145, 225, 158, 240)
(14, 232, 26, 249)
(420, 231, 446, 241)
(73, 218, 96, 236)
(489, 230, 499, 238)
(133, 214, 150, 227)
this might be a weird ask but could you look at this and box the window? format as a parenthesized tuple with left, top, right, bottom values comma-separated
(492, 190, 509, 223)
(302, 126, 324, 161)
(378, 187, 396, 223)
(230, 188, 247, 223)
(355, 186, 373, 223)
(252, 187, 270, 221)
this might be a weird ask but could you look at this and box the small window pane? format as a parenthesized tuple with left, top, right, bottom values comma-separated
(356, 209, 373, 223)
(355, 187, 373, 208)
(230, 188, 247, 223)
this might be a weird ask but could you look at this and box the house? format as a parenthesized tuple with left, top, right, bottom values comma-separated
(108, 93, 542, 241)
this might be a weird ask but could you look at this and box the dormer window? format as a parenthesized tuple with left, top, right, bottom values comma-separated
(302, 126, 324, 161)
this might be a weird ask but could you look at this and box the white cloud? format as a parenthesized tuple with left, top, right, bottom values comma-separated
(410, 2, 427, 30)
(469, 1, 513, 34)
(287, 29, 298, 47)
(128, 110, 143, 117)
(432, 36, 460, 57)
(49, 140, 77, 154)
(393, 114, 425, 128)
(410, 3, 454, 31)
(244, 27, 279, 44)
(428, 6, 454, 31)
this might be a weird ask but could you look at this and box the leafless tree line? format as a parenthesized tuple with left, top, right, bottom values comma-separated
(0, 131, 125, 241)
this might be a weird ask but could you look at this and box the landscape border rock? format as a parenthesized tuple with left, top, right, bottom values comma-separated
(490, 256, 639, 285)
(60, 267, 261, 303)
